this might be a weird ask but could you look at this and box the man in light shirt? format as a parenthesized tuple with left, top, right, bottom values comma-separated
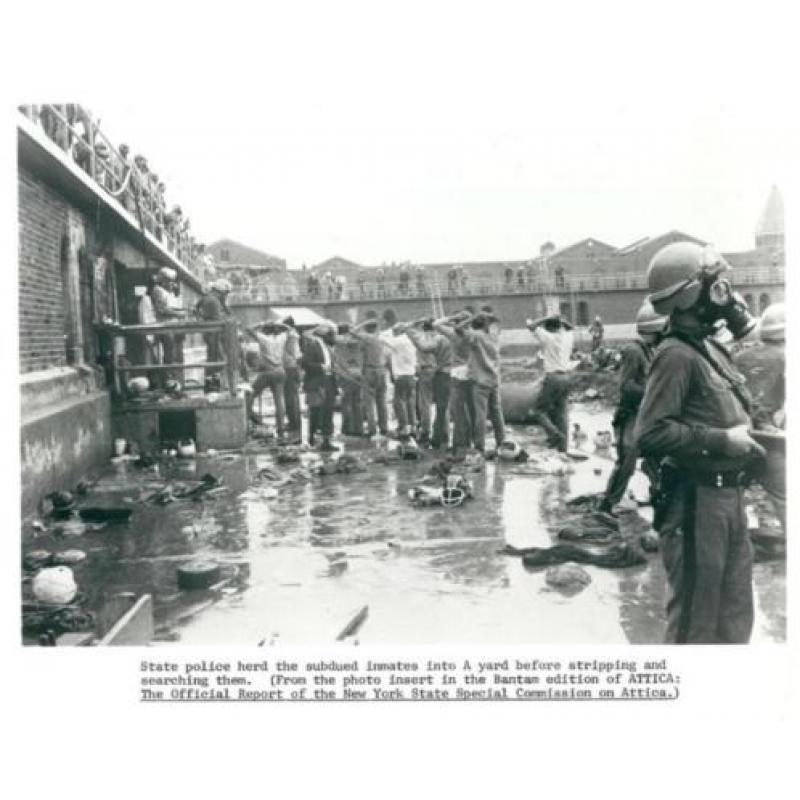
(282, 316, 303, 443)
(246, 321, 289, 436)
(383, 324, 418, 437)
(151, 267, 186, 386)
(526, 314, 575, 451)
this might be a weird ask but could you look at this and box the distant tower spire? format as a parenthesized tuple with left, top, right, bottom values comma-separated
(755, 185, 784, 249)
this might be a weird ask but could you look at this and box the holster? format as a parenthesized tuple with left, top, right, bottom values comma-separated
(651, 459, 682, 532)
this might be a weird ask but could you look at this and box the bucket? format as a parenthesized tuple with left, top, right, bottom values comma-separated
(178, 439, 197, 458)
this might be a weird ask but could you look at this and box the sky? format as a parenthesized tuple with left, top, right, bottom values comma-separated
(11, 2, 797, 269)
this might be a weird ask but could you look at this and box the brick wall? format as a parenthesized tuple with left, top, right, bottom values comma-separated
(18, 166, 70, 373)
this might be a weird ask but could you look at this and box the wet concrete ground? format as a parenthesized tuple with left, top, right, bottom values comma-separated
(22, 403, 786, 645)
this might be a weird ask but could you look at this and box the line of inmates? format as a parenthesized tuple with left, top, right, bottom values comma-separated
(242, 305, 531, 455)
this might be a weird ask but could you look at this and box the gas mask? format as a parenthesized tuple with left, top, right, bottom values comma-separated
(696, 275, 757, 340)
(674, 247, 755, 340)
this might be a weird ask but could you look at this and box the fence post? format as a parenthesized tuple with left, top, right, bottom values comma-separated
(89, 118, 97, 183)
(223, 319, 238, 396)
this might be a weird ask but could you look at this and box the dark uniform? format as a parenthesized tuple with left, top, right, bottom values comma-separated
(734, 341, 786, 533)
(635, 332, 758, 644)
(196, 291, 228, 380)
(601, 341, 655, 510)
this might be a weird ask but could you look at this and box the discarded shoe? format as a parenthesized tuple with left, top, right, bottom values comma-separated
(498, 440, 522, 462)
(77, 507, 133, 523)
(48, 491, 75, 519)
(335, 454, 367, 474)
(51, 549, 87, 566)
(545, 563, 592, 594)
(24, 550, 53, 571)
(398, 437, 421, 460)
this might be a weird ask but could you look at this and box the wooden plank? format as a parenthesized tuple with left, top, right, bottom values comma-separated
(118, 360, 227, 372)
(98, 594, 154, 646)
(100, 321, 228, 335)
(335, 605, 369, 641)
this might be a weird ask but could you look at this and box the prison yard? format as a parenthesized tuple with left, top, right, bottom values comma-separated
(21, 378, 786, 646)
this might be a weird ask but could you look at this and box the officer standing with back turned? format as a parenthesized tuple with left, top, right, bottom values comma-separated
(635, 242, 765, 644)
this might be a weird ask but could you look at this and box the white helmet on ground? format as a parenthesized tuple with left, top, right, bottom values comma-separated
(759, 302, 785, 343)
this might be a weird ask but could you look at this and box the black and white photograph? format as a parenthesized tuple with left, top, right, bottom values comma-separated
(14, 108, 787, 648)
(3, 0, 797, 796)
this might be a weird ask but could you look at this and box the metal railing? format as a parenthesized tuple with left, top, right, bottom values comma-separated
(226, 264, 784, 305)
(96, 319, 240, 399)
(19, 104, 198, 272)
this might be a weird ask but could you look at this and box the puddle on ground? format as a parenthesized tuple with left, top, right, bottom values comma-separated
(21, 403, 786, 646)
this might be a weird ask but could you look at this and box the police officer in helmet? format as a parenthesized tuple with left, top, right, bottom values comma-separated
(635, 242, 765, 644)
(598, 300, 667, 515)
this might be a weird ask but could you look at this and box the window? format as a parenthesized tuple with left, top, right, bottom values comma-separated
(577, 301, 590, 326)
(743, 293, 754, 310)
(759, 293, 771, 314)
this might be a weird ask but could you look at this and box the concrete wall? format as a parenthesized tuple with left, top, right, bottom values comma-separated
(21, 387, 111, 516)
(112, 397, 247, 451)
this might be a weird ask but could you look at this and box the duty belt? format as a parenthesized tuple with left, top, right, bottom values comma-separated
(687, 470, 750, 489)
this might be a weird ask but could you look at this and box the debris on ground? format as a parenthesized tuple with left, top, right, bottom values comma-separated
(497, 440, 528, 462)
(51, 549, 87, 566)
(545, 563, 592, 594)
(150, 473, 226, 504)
(32, 566, 78, 604)
(410, 471, 474, 508)
(23, 601, 96, 640)
(239, 486, 279, 501)
(53, 519, 107, 537)
(566, 492, 604, 511)
(19, 388, 785, 645)
(593, 430, 613, 449)
(177, 439, 197, 458)
(335, 604, 369, 641)
(74, 507, 133, 523)
(177, 559, 222, 591)
(274, 448, 303, 465)
(316, 453, 369, 476)
(504, 540, 648, 569)
(508, 453, 575, 476)
(557, 522, 621, 544)
(23, 550, 55, 571)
